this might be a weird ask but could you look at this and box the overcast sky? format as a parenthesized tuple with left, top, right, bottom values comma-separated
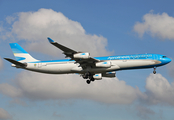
(0, 0, 174, 120)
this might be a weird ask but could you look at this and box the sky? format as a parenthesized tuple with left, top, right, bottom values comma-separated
(0, 0, 174, 120)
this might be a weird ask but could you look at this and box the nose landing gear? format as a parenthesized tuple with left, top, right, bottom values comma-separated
(153, 67, 156, 74)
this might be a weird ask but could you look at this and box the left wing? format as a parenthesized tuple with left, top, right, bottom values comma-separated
(47, 37, 100, 68)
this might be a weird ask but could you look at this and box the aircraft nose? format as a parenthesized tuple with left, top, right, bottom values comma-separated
(165, 57, 172, 64)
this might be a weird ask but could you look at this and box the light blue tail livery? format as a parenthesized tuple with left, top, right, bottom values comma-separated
(10, 43, 28, 54)
(9, 43, 38, 62)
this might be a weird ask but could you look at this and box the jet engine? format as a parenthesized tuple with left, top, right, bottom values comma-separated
(73, 52, 90, 59)
(95, 61, 111, 68)
(102, 71, 116, 77)
(93, 73, 102, 80)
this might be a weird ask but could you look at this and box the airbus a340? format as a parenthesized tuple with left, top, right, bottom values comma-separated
(5, 38, 171, 84)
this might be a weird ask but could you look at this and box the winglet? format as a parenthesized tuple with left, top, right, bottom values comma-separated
(48, 37, 55, 43)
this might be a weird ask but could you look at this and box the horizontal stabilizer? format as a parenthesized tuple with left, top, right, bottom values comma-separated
(4, 58, 27, 68)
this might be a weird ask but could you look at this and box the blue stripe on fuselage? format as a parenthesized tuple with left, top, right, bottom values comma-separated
(95, 54, 154, 60)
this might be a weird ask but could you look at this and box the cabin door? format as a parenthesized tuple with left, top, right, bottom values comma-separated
(38, 63, 42, 68)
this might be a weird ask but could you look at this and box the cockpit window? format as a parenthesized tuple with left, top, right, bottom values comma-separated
(162, 56, 167, 58)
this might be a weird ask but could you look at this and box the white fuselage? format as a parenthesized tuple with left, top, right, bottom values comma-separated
(24, 56, 162, 74)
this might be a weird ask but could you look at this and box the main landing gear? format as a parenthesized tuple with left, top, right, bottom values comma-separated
(86, 77, 95, 84)
(82, 72, 95, 84)
(86, 80, 91, 84)
(153, 67, 156, 74)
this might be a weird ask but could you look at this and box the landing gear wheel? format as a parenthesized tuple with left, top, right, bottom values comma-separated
(83, 72, 91, 79)
(89, 75, 95, 82)
(153, 67, 156, 74)
(90, 77, 95, 82)
(82, 74, 88, 79)
(86, 80, 91, 84)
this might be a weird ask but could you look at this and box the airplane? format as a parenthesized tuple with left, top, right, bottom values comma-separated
(4, 37, 171, 84)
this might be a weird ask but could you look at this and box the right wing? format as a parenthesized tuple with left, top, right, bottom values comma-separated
(48, 37, 100, 68)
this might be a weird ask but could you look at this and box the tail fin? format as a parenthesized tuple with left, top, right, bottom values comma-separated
(9, 43, 38, 62)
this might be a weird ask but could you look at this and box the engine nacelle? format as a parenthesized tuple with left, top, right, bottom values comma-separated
(93, 73, 102, 80)
(73, 52, 90, 59)
(95, 61, 111, 68)
(102, 72, 116, 78)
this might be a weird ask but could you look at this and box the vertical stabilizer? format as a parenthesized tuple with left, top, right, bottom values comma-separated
(9, 43, 38, 62)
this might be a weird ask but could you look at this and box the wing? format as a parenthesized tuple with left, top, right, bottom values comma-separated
(48, 37, 100, 68)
